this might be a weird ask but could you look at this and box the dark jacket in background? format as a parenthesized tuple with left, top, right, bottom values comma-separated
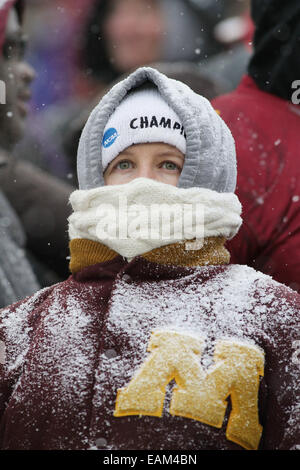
(0, 152, 73, 307)
(0, 156, 73, 279)
(0, 152, 40, 308)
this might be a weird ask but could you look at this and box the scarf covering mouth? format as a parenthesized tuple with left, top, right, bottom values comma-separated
(68, 178, 242, 260)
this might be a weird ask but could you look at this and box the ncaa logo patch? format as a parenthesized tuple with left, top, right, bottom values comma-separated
(102, 128, 119, 148)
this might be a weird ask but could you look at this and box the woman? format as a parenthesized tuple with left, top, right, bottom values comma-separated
(0, 67, 299, 450)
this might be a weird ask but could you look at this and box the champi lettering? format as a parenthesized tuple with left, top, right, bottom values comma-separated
(129, 115, 185, 134)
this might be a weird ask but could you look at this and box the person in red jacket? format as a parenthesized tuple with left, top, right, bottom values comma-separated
(212, 0, 300, 293)
(0, 67, 299, 451)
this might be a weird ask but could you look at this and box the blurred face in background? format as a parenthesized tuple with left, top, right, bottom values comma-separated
(0, 8, 35, 151)
(104, 0, 164, 73)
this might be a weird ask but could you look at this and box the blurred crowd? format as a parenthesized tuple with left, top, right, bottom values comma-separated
(18, 0, 252, 186)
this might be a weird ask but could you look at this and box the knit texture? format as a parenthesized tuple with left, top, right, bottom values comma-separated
(142, 236, 230, 267)
(69, 236, 230, 273)
(69, 238, 118, 273)
(68, 178, 242, 260)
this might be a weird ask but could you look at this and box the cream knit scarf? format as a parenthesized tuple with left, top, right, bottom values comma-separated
(68, 178, 242, 260)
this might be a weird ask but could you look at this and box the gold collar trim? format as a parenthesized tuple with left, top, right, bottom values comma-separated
(142, 237, 230, 267)
(69, 237, 230, 274)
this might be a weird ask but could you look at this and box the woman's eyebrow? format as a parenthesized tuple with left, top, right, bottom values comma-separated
(117, 150, 134, 156)
(116, 150, 184, 159)
(156, 152, 184, 159)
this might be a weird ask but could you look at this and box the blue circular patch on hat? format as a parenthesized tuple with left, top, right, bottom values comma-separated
(102, 128, 119, 148)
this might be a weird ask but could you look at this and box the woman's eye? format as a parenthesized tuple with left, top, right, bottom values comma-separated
(117, 160, 132, 170)
(161, 161, 179, 171)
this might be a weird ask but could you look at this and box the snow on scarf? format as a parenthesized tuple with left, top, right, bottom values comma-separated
(68, 178, 242, 260)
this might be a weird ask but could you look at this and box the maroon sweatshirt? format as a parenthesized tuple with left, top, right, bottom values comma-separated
(0, 252, 299, 450)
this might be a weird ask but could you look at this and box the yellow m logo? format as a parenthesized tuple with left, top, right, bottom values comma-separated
(114, 331, 264, 450)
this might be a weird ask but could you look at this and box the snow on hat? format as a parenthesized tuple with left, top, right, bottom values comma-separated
(101, 87, 186, 171)
(0, 0, 23, 55)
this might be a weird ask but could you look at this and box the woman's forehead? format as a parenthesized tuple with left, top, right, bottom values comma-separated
(116, 142, 185, 157)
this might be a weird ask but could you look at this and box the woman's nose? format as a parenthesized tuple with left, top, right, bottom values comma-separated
(136, 165, 155, 180)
